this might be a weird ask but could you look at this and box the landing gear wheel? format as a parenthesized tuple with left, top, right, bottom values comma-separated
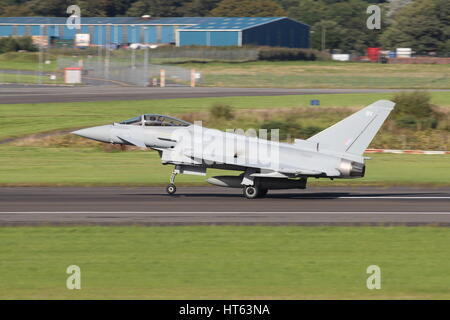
(258, 188, 268, 198)
(166, 183, 177, 195)
(166, 167, 178, 195)
(243, 186, 260, 199)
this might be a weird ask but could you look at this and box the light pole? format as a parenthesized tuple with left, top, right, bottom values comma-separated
(321, 24, 326, 52)
(131, 24, 136, 69)
(144, 26, 149, 87)
(38, 24, 44, 85)
(105, 23, 111, 82)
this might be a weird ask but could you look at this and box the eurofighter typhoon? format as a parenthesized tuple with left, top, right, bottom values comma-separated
(73, 100, 395, 199)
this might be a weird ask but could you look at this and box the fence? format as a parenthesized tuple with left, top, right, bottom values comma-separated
(143, 46, 260, 62)
(57, 55, 194, 87)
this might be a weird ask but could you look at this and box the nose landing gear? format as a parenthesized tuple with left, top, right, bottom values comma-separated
(166, 183, 176, 195)
(166, 169, 178, 195)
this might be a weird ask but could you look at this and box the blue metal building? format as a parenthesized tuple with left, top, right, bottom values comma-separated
(177, 17, 309, 48)
(0, 17, 309, 48)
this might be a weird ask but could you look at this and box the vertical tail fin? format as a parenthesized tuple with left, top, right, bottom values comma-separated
(307, 100, 395, 155)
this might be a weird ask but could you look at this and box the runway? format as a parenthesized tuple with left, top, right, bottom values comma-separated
(1, 187, 449, 226)
(2, 86, 449, 104)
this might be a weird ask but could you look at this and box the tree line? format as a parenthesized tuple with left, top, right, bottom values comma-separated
(0, 0, 448, 55)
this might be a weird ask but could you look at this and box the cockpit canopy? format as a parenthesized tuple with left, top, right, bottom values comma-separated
(119, 114, 192, 127)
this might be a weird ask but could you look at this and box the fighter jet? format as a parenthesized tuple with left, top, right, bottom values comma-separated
(72, 100, 395, 199)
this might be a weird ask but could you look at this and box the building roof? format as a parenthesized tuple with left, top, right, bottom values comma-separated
(178, 17, 283, 31)
(0, 16, 289, 28)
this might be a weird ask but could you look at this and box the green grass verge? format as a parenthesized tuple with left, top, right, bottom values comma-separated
(183, 61, 450, 89)
(2, 53, 450, 89)
(0, 72, 63, 84)
(0, 60, 57, 71)
(0, 226, 449, 299)
(0, 52, 57, 72)
(1, 93, 450, 140)
(0, 146, 448, 186)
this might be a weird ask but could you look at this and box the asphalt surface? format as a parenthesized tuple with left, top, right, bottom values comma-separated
(2, 86, 449, 104)
(1, 186, 449, 226)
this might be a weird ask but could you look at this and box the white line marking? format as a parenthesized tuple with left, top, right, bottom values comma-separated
(1, 212, 450, 215)
(248, 196, 450, 199)
(339, 196, 450, 199)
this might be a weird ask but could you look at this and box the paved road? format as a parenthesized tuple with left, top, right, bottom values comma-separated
(2, 86, 449, 104)
(1, 187, 449, 226)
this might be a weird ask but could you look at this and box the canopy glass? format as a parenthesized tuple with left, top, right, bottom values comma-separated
(120, 115, 192, 127)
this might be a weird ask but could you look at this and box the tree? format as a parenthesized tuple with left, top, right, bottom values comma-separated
(0, 0, 135, 17)
(76, 0, 135, 16)
(282, 0, 382, 53)
(326, 0, 382, 52)
(2, 0, 72, 16)
(380, 0, 450, 55)
(126, 0, 187, 17)
(285, 0, 327, 26)
(386, 0, 414, 17)
(210, 0, 287, 17)
(180, 0, 222, 16)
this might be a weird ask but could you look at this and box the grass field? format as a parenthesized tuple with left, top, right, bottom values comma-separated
(1, 52, 450, 89)
(182, 61, 450, 89)
(0, 146, 448, 186)
(0, 226, 449, 299)
(0, 72, 63, 84)
(0, 52, 57, 71)
(1, 93, 450, 140)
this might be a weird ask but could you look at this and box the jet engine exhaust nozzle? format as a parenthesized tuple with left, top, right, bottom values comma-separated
(338, 159, 365, 178)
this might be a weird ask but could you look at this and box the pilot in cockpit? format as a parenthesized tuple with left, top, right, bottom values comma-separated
(119, 114, 191, 127)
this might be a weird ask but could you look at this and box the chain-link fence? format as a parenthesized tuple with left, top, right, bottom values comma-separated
(0, 51, 59, 85)
(57, 55, 194, 87)
(144, 47, 260, 62)
(0, 46, 258, 87)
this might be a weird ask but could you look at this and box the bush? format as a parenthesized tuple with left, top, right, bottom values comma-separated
(0, 36, 37, 54)
(391, 91, 437, 130)
(260, 119, 302, 140)
(14, 36, 36, 52)
(209, 103, 234, 120)
(260, 119, 324, 140)
(395, 114, 418, 129)
(298, 125, 323, 138)
(258, 47, 330, 61)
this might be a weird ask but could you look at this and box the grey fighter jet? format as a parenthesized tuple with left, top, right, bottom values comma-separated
(72, 100, 395, 199)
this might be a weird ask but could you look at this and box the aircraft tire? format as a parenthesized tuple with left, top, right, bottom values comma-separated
(166, 184, 177, 195)
(243, 186, 260, 199)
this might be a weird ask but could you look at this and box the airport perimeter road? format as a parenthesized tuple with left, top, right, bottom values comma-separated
(2, 86, 449, 104)
(1, 187, 449, 226)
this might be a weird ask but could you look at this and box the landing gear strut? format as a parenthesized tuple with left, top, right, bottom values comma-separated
(166, 169, 178, 195)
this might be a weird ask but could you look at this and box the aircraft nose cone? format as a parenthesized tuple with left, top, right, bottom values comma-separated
(72, 125, 111, 143)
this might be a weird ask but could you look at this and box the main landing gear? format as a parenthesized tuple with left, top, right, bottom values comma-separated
(243, 186, 268, 199)
(166, 169, 178, 195)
